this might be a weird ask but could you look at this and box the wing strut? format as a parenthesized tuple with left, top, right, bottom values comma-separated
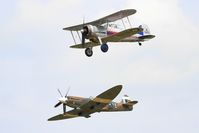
(76, 31, 82, 42)
(127, 16, 132, 28)
(98, 37, 103, 45)
(121, 18, 126, 30)
(70, 31, 77, 45)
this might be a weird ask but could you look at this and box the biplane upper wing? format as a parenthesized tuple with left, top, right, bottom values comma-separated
(48, 85, 122, 121)
(70, 27, 142, 49)
(63, 9, 136, 31)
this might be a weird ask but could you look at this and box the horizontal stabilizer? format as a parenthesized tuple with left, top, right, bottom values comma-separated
(138, 35, 155, 40)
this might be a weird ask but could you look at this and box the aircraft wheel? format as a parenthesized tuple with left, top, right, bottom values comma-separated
(85, 48, 93, 57)
(101, 43, 109, 53)
(139, 42, 142, 46)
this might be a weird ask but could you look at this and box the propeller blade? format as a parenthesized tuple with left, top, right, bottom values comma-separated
(57, 89, 63, 97)
(82, 34, 85, 45)
(83, 17, 85, 27)
(54, 102, 62, 108)
(63, 104, 66, 113)
(65, 86, 70, 98)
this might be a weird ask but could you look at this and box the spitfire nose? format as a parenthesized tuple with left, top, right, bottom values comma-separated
(59, 97, 66, 103)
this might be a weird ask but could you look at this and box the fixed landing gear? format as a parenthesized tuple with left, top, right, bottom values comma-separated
(84, 43, 108, 57)
(138, 42, 142, 46)
(85, 48, 93, 57)
(100, 43, 109, 53)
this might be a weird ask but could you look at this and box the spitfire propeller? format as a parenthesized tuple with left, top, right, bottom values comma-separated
(54, 87, 70, 113)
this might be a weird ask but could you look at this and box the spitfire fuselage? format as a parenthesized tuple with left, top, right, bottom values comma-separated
(65, 96, 137, 112)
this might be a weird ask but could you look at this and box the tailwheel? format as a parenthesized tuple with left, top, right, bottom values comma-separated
(139, 42, 142, 46)
(85, 48, 93, 57)
(101, 43, 109, 53)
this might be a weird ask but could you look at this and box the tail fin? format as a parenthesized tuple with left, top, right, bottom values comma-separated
(138, 24, 151, 36)
(121, 95, 138, 106)
(121, 95, 138, 111)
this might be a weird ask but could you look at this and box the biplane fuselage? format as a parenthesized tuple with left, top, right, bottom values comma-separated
(88, 23, 154, 43)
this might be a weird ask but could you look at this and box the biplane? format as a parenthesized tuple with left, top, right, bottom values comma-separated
(63, 9, 155, 57)
(48, 85, 138, 121)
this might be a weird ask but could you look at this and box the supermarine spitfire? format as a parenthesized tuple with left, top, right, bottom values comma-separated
(63, 9, 155, 57)
(48, 85, 138, 121)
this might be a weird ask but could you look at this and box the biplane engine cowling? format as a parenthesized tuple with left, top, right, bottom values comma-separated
(82, 25, 99, 39)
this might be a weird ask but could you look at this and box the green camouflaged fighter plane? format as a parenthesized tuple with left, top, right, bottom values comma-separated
(48, 85, 138, 121)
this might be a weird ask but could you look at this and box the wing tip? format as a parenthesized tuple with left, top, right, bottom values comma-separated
(47, 114, 64, 121)
(111, 84, 123, 93)
(63, 28, 68, 30)
(47, 118, 53, 121)
(47, 117, 56, 121)
(151, 35, 156, 38)
(121, 9, 137, 15)
(70, 45, 77, 48)
(116, 84, 123, 89)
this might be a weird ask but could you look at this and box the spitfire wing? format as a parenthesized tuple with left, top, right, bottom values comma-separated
(78, 85, 122, 114)
(69, 27, 142, 49)
(48, 111, 79, 121)
(63, 85, 122, 116)
(63, 9, 136, 31)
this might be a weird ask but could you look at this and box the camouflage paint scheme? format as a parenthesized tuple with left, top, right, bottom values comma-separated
(48, 85, 138, 121)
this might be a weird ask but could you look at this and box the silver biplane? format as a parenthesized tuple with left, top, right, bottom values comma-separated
(63, 9, 155, 57)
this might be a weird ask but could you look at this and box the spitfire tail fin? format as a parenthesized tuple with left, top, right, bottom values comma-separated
(121, 95, 138, 106)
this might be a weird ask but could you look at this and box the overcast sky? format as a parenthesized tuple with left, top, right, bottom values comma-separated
(0, 0, 199, 133)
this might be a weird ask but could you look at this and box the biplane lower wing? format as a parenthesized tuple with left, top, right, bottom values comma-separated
(70, 28, 142, 49)
(70, 42, 99, 49)
(48, 85, 122, 121)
